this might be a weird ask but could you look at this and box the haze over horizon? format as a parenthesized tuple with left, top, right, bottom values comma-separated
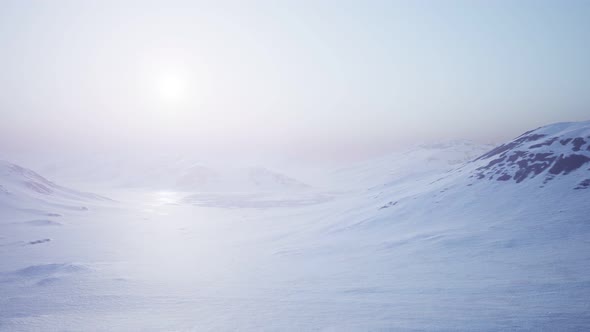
(2, 2, 590, 331)
(1, 0, 589, 162)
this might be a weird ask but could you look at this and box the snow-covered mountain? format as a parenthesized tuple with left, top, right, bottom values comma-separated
(14, 153, 312, 194)
(175, 164, 310, 193)
(0, 160, 110, 214)
(322, 139, 494, 191)
(469, 121, 590, 188)
(304, 122, 590, 262)
(175, 165, 320, 208)
(361, 121, 590, 214)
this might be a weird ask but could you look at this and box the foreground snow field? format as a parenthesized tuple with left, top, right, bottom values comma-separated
(1, 121, 590, 331)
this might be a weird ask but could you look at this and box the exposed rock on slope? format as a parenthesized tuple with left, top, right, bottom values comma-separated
(470, 121, 590, 187)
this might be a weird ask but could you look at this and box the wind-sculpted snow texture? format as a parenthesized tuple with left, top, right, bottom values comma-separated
(471, 121, 590, 187)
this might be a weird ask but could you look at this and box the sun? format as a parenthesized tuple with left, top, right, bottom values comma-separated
(157, 74, 187, 103)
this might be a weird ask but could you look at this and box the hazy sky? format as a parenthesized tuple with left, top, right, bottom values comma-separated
(1, 0, 589, 161)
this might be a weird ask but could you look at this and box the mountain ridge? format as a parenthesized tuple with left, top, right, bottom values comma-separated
(469, 120, 590, 188)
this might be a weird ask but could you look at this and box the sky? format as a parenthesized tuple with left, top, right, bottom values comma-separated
(0, 0, 589, 162)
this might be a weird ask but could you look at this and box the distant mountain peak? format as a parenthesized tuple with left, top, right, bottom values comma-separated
(470, 121, 590, 187)
(175, 165, 310, 192)
(0, 159, 110, 210)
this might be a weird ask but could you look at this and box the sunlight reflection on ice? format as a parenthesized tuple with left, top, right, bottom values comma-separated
(152, 191, 184, 206)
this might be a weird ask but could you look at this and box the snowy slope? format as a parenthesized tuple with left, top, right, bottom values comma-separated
(469, 120, 590, 187)
(355, 121, 590, 221)
(324, 139, 494, 191)
(265, 122, 590, 330)
(312, 122, 590, 283)
(0, 160, 110, 215)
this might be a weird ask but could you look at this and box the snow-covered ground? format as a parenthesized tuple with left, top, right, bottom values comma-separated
(1, 121, 590, 331)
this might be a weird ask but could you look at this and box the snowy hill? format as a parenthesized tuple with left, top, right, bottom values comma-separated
(0, 160, 110, 214)
(323, 139, 494, 191)
(271, 122, 590, 331)
(361, 121, 590, 216)
(15, 153, 312, 194)
(311, 123, 590, 273)
(175, 164, 310, 193)
(304, 121, 590, 279)
(176, 165, 324, 208)
(469, 121, 590, 188)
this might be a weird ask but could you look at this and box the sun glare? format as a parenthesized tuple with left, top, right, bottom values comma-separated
(157, 74, 187, 103)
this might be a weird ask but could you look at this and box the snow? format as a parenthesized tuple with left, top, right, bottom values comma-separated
(1, 122, 590, 331)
